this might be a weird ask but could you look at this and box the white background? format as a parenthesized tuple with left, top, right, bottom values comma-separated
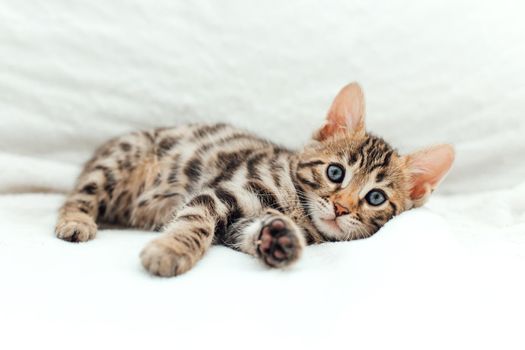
(1, 0, 524, 193)
(0, 1, 524, 349)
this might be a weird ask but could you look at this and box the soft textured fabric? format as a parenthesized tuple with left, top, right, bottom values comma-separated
(0, 1, 524, 349)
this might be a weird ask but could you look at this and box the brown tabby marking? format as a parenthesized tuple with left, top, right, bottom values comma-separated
(55, 83, 454, 277)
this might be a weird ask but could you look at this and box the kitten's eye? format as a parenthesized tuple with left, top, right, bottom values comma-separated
(326, 164, 345, 183)
(365, 189, 387, 206)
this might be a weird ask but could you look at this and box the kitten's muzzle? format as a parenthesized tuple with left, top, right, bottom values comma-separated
(333, 202, 350, 217)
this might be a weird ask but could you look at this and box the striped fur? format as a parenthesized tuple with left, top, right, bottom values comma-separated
(56, 83, 454, 277)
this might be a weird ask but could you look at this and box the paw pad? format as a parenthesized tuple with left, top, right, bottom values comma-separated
(257, 218, 302, 268)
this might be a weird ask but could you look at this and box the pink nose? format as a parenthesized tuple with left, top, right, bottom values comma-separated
(334, 202, 350, 217)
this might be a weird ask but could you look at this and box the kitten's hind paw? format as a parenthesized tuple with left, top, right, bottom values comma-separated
(256, 218, 304, 268)
(55, 217, 97, 242)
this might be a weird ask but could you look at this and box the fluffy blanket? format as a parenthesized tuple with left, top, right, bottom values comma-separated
(0, 1, 523, 349)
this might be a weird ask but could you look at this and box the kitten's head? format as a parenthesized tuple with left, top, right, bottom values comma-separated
(294, 83, 454, 240)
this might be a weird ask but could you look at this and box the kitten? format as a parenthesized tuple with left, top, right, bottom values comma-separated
(55, 83, 454, 277)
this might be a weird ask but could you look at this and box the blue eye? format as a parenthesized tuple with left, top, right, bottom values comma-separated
(326, 164, 345, 183)
(365, 189, 387, 206)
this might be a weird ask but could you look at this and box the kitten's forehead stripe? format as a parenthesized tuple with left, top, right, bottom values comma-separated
(347, 152, 358, 165)
(356, 135, 396, 173)
(368, 150, 393, 173)
(357, 137, 373, 168)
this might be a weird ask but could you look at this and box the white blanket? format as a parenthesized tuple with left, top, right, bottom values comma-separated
(1, 1, 524, 349)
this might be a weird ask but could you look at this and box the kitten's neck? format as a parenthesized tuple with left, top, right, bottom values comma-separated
(286, 154, 325, 244)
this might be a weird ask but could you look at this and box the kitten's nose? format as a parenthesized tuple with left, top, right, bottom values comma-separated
(333, 202, 350, 217)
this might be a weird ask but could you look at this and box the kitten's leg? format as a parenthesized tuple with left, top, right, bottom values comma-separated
(55, 169, 106, 242)
(224, 209, 306, 268)
(140, 191, 222, 277)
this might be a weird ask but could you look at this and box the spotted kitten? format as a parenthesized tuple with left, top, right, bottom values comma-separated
(56, 83, 454, 277)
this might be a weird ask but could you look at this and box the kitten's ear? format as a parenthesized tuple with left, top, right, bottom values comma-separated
(313, 82, 366, 141)
(405, 144, 455, 207)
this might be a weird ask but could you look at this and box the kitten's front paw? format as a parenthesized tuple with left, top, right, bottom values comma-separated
(140, 240, 192, 277)
(257, 218, 304, 268)
(55, 218, 97, 242)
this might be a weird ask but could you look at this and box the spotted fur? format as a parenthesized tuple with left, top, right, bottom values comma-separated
(56, 83, 454, 277)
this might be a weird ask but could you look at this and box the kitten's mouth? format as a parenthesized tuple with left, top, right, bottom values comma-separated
(319, 218, 344, 235)
(321, 218, 340, 229)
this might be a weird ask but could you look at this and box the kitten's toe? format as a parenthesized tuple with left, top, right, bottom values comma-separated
(140, 240, 191, 277)
(55, 218, 97, 242)
(257, 218, 304, 268)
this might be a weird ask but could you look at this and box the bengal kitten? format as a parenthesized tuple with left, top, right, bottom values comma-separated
(55, 83, 454, 277)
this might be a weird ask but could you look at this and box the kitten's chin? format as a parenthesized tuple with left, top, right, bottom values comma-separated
(313, 217, 345, 239)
